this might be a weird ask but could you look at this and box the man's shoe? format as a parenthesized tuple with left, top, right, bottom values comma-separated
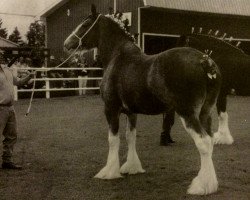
(2, 162, 22, 170)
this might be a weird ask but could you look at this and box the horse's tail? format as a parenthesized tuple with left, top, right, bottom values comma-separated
(200, 54, 219, 81)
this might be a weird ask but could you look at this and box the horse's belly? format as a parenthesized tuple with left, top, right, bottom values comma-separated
(123, 95, 168, 115)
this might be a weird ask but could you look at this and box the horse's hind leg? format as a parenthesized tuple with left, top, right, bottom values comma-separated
(180, 114, 218, 195)
(214, 92, 234, 144)
(160, 109, 175, 146)
(199, 91, 216, 137)
(94, 107, 122, 179)
(120, 113, 145, 174)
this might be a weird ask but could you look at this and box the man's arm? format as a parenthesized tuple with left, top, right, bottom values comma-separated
(13, 71, 35, 87)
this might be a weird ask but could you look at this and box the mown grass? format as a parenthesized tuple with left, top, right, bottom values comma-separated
(0, 95, 249, 200)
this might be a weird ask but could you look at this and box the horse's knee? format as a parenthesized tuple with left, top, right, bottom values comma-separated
(195, 135, 213, 155)
(105, 107, 120, 134)
(127, 113, 137, 130)
(199, 112, 212, 135)
(108, 130, 120, 147)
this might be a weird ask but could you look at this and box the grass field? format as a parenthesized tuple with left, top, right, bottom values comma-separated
(0, 95, 249, 200)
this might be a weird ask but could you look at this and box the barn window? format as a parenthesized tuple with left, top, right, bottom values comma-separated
(143, 33, 180, 55)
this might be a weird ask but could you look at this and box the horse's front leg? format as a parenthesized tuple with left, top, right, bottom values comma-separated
(94, 106, 122, 179)
(120, 113, 145, 174)
(214, 92, 234, 144)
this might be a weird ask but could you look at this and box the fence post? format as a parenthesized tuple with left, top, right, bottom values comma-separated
(45, 78, 50, 99)
(13, 67, 18, 101)
(14, 86, 18, 101)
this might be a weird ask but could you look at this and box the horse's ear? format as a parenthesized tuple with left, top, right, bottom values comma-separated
(91, 4, 97, 16)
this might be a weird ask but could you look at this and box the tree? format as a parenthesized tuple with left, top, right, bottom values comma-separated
(26, 21, 45, 47)
(0, 18, 8, 39)
(8, 27, 22, 44)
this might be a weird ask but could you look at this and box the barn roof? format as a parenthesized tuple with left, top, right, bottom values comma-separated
(0, 37, 19, 48)
(144, 0, 250, 17)
(39, 0, 69, 18)
(40, 0, 250, 18)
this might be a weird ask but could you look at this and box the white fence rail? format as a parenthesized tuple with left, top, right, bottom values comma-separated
(14, 67, 103, 100)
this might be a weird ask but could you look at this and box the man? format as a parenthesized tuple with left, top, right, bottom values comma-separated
(71, 54, 88, 95)
(0, 51, 35, 170)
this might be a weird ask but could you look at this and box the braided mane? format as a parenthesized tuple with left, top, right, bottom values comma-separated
(105, 14, 136, 42)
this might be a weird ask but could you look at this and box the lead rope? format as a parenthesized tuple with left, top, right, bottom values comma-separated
(25, 72, 36, 116)
(25, 14, 102, 116)
(24, 44, 81, 116)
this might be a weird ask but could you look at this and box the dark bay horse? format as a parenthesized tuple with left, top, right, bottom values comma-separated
(64, 7, 221, 195)
(161, 33, 250, 146)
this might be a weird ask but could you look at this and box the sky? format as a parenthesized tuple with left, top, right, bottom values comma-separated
(0, 0, 61, 40)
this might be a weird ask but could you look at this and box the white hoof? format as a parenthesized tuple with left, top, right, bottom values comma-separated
(94, 165, 122, 179)
(120, 161, 145, 174)
(213, 131, 234, 145)
(187, 175, 218, 195)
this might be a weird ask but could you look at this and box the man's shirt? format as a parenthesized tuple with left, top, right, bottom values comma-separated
(0, 65, 18, 105)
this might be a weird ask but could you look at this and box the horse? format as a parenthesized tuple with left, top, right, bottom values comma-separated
(64, 6, 221, 195)
(161, 32, 250, 146)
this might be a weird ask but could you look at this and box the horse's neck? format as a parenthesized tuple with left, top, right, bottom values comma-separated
(98, 37, 140, 68)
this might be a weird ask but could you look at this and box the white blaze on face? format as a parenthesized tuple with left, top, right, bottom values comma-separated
(64, 22, 84, 50)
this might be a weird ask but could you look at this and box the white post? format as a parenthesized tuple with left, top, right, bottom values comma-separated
(114, 0, 117, 13)
(138, 7, 141, 48)
(13, 67, 18, 101)
(45, 78, 50, 99)
(94, 48, 98, 58)
(14, 86, 18, 101)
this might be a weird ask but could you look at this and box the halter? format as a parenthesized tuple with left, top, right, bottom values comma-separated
(25, 14, 102, 116)
(72, 14, 102, 47)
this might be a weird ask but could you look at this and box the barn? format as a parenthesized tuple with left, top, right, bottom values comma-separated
(0, 36, 19, 48)
(40, 0, 250, 59)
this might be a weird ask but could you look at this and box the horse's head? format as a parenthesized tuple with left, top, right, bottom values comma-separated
(64, 5, 100, 52)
